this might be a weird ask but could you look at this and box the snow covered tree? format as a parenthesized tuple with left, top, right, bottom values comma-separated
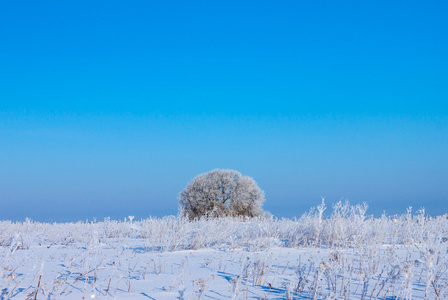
(179, 169, 265, 220)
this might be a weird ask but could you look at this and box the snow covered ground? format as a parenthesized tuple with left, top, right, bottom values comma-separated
(1, 202, 447, 299)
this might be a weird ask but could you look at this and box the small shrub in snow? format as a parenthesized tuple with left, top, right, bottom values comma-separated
(178, 169, 265, 220)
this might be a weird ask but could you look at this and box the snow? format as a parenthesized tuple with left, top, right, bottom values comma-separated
(1, 202, 447, 299)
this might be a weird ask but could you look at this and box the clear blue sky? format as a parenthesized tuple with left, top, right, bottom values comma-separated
(1, 1, 447, 222)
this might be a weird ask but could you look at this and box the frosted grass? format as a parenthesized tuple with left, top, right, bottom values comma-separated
(1, 201, 447, 299)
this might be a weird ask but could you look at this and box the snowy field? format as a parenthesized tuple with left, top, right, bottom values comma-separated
(1, 201, 447, 299)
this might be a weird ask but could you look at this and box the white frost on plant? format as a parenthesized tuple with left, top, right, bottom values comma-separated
(178, 169, 265, 220)
(0, 201, 447, 299)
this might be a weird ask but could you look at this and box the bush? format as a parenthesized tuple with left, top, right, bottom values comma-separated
(179, 169, 265, 220)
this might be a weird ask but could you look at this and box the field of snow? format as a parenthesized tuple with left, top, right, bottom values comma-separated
(1, 201, 447, 299)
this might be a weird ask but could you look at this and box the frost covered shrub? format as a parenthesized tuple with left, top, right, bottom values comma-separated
(178, 169, 265, 220)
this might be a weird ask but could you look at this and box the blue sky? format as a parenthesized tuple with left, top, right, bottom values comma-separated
(1, 1, 447, 221)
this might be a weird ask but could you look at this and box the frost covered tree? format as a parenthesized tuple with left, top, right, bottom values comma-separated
(179, 169, 265, 220)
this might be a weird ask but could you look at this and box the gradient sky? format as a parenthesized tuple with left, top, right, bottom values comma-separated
(1, 1, 447, 222)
